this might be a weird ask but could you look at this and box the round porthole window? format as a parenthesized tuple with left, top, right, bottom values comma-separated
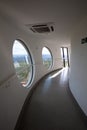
(12, 40, 33, 87)
(42, 47, 53, 69)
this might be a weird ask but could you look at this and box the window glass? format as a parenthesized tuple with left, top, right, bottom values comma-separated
(12, 40, 33, 87)
(42, 47, 52, 69)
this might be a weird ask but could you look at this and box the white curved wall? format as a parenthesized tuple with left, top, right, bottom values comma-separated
(69, 16, 87, 116)
(0, 15, 62, 130)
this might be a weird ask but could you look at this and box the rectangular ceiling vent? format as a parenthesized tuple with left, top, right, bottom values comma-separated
(27, 22, 54, 33)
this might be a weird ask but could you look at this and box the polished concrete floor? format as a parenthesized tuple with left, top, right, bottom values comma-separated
(18, 68, 87, 130)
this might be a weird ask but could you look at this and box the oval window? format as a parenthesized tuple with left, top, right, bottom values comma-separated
(12, 40, 33, 87)
(42, 47, 53, 69)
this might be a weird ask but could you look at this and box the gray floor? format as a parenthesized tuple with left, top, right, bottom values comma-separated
(18, 68, 87, 130)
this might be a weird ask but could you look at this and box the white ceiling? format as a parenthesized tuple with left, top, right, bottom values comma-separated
(0, 0, 87, 46)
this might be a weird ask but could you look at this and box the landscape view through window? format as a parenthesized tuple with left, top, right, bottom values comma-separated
(13, 40, 33, 87)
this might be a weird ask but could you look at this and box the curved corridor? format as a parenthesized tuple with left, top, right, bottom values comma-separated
(17, 68, 87, 130)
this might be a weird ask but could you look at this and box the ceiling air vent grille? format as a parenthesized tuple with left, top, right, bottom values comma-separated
(27, 22, 54, 33)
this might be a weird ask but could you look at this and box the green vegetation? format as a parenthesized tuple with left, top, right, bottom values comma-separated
(15, 61, 32, 86)
(43, 59, 52, 69)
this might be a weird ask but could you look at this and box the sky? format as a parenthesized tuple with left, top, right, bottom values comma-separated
(42, 47, 51, 55)
(13, 41, 51, 56)
(13, 40, 28, 55)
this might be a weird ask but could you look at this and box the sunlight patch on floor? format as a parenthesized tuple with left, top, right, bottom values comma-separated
(49, 68, 66, 79)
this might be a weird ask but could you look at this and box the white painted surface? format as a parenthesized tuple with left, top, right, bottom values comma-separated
(2, 1, 86, 129)
(69, 16, 87, 116)
(0, 15, 62, 130)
